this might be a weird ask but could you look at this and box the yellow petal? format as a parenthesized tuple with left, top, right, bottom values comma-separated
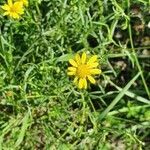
(68, 71, 75, 76)
(8, 0, 13, 6)
(81, 52, 86, 64)
(88, 62, 99, 68)
(75, 53, 81, 64)
(83, 78, 87, 89)
(12, 13, 20, 19)
(73, 77, 78, 83)
(1, 4, 10, 10)
(87, 75, 96, 84)
(14, 2, 23, 7)
(9, 13, 14, 18)
(78, 78, 84, 89)
(24, 0, 29, 7)
(68, 67, 76, 72)
(18, 0, 28, 6)
(87, 55, 98, 64)
(20, 10, 24, 15)
(14, 2, 24, 14)
(69, 59, 78, 67)
(90, 69, 101, 75)
(3, 12, 10, 16)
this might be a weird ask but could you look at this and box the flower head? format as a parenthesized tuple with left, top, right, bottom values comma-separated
(1, 0, 24, 19)
(16, 0, 28, 7)
(68, 52, 101, 89)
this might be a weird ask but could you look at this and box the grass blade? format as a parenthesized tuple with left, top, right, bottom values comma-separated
(99, 72, 141, 120)
(15, 112, 30, 148)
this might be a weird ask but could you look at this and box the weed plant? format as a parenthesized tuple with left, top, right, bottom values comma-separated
(0, 0, 150, 149)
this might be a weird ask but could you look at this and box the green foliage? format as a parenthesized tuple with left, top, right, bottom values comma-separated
(0, 0, 150, 149)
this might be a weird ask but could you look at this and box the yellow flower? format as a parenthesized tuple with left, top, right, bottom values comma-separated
(1, 0, 24, 19)
(68, 52, 101, 89)
(16, 0, 28, 7)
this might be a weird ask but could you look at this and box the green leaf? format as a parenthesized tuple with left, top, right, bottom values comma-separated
(57, 54, 74, 62)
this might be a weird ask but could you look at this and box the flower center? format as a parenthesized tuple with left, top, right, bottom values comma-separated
(10, 6, 18, 13)
(77, 64, 90, 78)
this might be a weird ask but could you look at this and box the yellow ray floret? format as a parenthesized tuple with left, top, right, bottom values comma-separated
(68, 52, 101, 89)
(1, 0, 24, 19)
(16, 0, 28, 7)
